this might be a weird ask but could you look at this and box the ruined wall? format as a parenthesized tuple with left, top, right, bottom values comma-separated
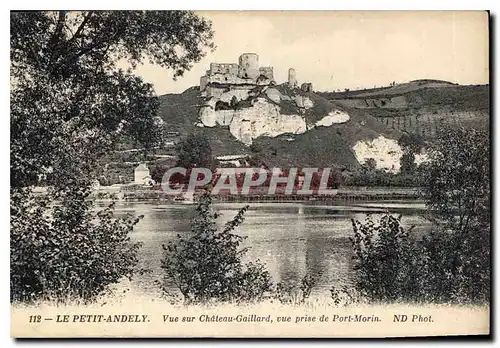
(238, 53, 260, 79)
(218, 88, 251, 103)
(295, 95, 314, 109)
(205, 85, 227, 99)
(200, 76, 208, 92)
(200, 53, 276, 93)
(210, 63, 239, 75)
(301, 83, 313, 92)
(259, 67, 274, 80)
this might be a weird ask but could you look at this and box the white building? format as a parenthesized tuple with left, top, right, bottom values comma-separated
(134, 163, 151, 185)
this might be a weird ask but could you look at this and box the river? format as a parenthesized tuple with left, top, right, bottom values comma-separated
(106, 200, 431, 298)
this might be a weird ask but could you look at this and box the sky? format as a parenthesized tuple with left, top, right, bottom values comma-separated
(132, 11, 489, 95)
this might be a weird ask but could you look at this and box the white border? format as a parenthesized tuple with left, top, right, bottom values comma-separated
(1, 1, 497, 346)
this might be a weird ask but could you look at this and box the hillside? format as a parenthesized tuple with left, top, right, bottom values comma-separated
(152, 80, 488, 172)
(318, 80, 489, 136)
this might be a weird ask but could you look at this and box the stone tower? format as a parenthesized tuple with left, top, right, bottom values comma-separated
(238, 53, 259, 79)
(288, 68, 297, 88)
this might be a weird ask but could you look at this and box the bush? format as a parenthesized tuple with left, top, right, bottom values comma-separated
(175, 134, 213, 169)
(419, 125, 490, 303)
(349, 214, 423, 303)
(344, 169, 418, 187)
(417, 224, 490, 304)
(160, 192, 272, 304)
(348, 213, 489, 304)
(330, 285, 365, 307)
(273, 274, 316, 306)
(10, 188, 142, 304)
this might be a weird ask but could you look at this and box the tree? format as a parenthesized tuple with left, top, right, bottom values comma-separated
(150, 164, 168, 184)
(418, 125, 490, 303)
(363, 158, 377, 171)
(420, 125, 489, 232)
(10, 11, 214, 303)
(348, 214, 423, 303)
(11, 11, 214, 188)
(342, 125, 490, 305)
(175, 133, 213, 169)
(400, 151, 416, 174)
(398, 133, 424, 154)
(160, 193, 272, 304)
(11, 189, 143, 303)
(398, 133, 425, 177)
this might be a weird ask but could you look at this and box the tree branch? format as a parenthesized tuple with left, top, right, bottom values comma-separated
(67, 11, 94, 47)
(48, 11, 67, 67)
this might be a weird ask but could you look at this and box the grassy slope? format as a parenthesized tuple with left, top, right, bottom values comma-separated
(158, 87, 248, 155)
(156, 81, 488, 168)
(319, 81, 489, 114)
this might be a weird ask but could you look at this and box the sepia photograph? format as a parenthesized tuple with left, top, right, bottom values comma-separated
(9, 10, 490, 338)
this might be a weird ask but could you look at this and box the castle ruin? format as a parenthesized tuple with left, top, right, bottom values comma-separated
(288, 68, 297, 88)
(200, 53, 315, 99)
(200, 53, 275, 98)
(197, 53, 318, 145)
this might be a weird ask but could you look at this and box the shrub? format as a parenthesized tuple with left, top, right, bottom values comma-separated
(330, 285, 364, 307)
(419, 125, 490, 303)
(348, 213, 489, 304)
(160, 192, 272, 304)
(10, 188, 142, 304)
(417, 224, 490, 304)
(347, 126, 490, 305)
(349, 214, 423, 303)
(273, 274, 316, 305)
(175, 134, 213, 169)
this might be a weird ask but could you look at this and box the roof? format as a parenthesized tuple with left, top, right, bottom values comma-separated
(135, 163, 149, 171)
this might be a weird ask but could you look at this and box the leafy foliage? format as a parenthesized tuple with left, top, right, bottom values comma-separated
(160, 193, 272, 304)
(349, 126, 490, 305)
(420, 125, 490, 232)
(418, 125, 490, 303)
(349, 214, 423, 303)
(273, 274, 316, 305)
(175, 133, 213, 169)
(11, 11, 214, 188)
(150, 164, 168, 184)
(10, 11, 214, 303)
(330, 285, 365, 307)
(348, 212, 489, 304)
(398, 133, 424, 175)
(10, 188, 142, 303)
(363, 158, 377, 171)
(399, 151, 417, 174)
(344, 167, 418, 187)
(398, 133, 424, 154)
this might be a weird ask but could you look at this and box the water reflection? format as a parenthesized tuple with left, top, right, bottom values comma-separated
(107, 201, 430, 296)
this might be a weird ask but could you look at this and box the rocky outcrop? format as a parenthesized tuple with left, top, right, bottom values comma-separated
(228, 98, 306, 145)
(294, 95, 314, 109)
(197, 85, 348, 145)
(352, 136, 404, 173)
(315, 110, 350, 127)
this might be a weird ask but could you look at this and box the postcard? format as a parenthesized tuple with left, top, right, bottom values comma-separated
(10, 10, 490, 338)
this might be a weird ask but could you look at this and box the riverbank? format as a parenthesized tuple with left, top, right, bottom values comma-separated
(93, 185, 421, 203)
